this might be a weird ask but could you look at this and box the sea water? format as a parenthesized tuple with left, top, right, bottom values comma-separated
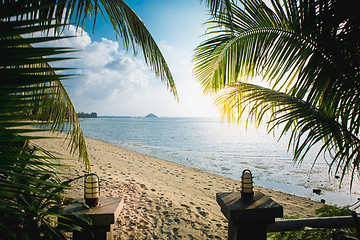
(79, 117, 360, 206)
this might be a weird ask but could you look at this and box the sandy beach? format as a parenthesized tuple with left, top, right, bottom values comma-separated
(33, 131, 323, 239)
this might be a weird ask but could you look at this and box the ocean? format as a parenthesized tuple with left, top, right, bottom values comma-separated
(79, 117, 360, 206)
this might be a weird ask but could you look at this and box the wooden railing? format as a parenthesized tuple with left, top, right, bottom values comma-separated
(267, 215, 358, 232)
(217, 191, 360, 240)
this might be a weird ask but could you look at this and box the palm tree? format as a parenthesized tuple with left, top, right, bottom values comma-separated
(1, 0, 181, 237)
(1, 0, 232, 238)
(194, 0, 360, 187)
(0, 22, 90, 238)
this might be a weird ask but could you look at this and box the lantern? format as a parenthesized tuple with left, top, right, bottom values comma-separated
(84, 173, 100, 207)
(241, 169, 254, 202)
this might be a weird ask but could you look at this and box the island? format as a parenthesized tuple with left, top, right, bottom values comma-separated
(145, 113, 158, 118)
(77, 112, 97, 118)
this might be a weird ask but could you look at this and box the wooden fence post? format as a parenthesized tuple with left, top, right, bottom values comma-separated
(216, 192, 283, 240)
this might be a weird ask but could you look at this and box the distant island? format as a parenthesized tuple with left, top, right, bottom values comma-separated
(145, 113, 158, 118)
(77, 112, 97, 118)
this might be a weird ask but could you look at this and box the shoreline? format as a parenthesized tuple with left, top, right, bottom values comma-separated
(85, 136, 356, 207)
(79, 117, 359, 207)
(106, 139, 357, 207)
(34, 131, 324, 239)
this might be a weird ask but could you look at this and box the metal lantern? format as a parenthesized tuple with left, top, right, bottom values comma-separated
(241, 169, 254, 202)
(84, 173, 100, 207)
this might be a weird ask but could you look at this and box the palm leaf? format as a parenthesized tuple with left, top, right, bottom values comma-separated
(202, 0, 233, 16)
(2, 0, 178, 99)
(99, 0, 178, 98)
(1, 8, 90, 239)
(195, 0, 360, 187)
(215, 82, 360, 185)
(0, 20, 89, 169)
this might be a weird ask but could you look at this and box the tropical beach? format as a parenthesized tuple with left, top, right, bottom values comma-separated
(78, 117, 360, 206)
(34, 131, 323, 239)
(2, 0, 360, 239)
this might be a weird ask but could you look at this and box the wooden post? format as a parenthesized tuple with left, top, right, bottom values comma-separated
(228, 219, 269, 239)
(217, 192, 283, 240)
(60, 197, 124, 240)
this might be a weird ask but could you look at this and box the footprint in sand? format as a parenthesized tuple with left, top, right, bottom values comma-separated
(199, 211, 208, 217)
(216, 223, 223, 228)
(139, 183, 148, 190)
(172, 228, 179, 235)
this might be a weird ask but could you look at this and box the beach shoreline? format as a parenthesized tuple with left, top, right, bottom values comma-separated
(34, 131, 324, 239)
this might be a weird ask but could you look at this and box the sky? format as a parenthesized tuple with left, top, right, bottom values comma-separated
(57, 0, 221, 117)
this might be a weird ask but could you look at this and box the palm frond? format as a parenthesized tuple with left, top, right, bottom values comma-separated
(98, 0, 178, 99)
(0, 19, 89, 169)
(1, 8, 90, 238)
(215, 82, 360, 185)
(1, 0, 178, 99)
(194, 0, 313, 94)
(195, 0, 360, 187)
(201, 0, 233, 16)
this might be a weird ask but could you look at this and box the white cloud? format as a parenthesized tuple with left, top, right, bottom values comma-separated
(159, 40, 174, 51)
(66, 36, 152, 108)
(61, 25, 92, 50)
(32, 24, 219, 117)
(31, 25, 91, 50)
(80, 38, 118, 67)
(26, 25, 153, 115)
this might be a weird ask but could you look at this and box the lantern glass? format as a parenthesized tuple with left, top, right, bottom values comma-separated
(84, 173, 100, 207)
(241, 169, 254, 201)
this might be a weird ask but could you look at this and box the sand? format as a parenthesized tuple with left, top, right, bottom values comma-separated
(33, 131, 323, 239)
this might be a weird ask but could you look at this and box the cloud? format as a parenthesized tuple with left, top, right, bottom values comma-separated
(31, 24, 218, 117)
(31, 25, 91, 50)
(158, 40, 174, 51)
(73, 39, 150, 98)
(36, 26, 155, 114)
(80, 38, 118, 67)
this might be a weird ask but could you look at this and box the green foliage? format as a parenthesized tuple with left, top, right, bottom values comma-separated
(267, 205, 357, 240)
(0, 143, 91, 239)
(194, 0, 360, 187)
(77, 112, 98, 118)
(315, 205, 353, 217)
(0, 8, 92, 237)
(268, 228, 356, 240)
(0, 0, 230, 238)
